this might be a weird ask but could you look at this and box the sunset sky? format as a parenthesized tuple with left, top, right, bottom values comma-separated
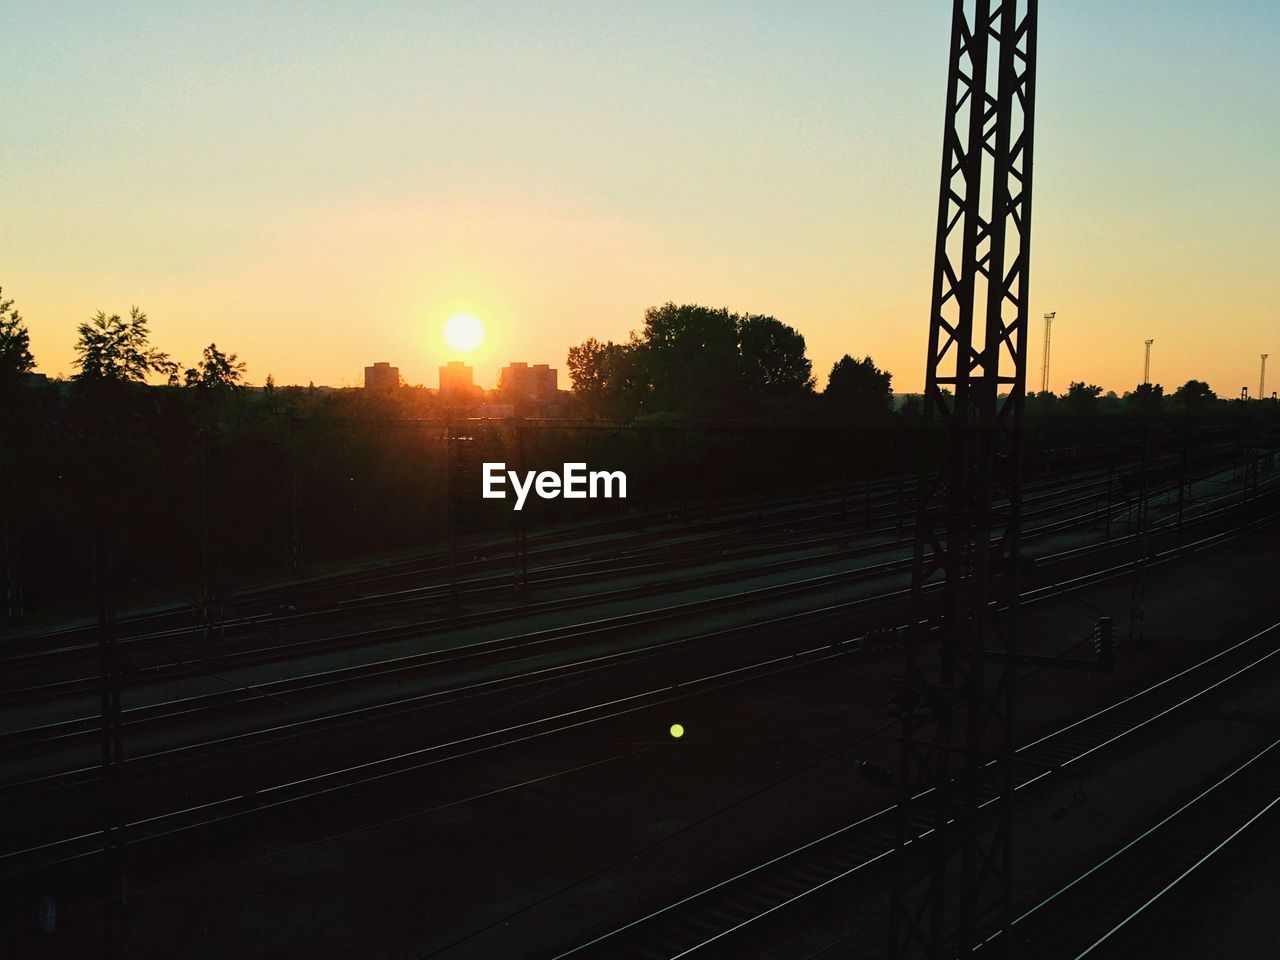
(3, 2, 1277, 395)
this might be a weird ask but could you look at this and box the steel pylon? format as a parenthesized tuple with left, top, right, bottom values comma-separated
(888, 1, 1039, 957)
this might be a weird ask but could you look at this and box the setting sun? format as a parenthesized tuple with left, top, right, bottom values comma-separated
(443, 313, 485, 354)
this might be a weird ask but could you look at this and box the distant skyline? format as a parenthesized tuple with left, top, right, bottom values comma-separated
(3, 2, 1277, 395)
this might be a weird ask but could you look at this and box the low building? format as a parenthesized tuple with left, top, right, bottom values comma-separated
(364, 362, 399, 391)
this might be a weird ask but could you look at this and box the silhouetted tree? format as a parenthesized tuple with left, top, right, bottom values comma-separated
(0, 289, 33, 624)
(566, 304, 816, 418)
(1125, 382, 1163, 415)
(1171, 379, 1216, 412)
(736, 314, 814, 408)
(566, 337, 610, 399)
(182, 343, 248, 443)
(0, 289, 35, 391)
(61, 309, 178, 611)
(1025, 390, 1059, 415)
(824, 355, 892, 417)
(73, 307, 176, 386)
(1062, 381, 1103, 415)
(566, 335, 650, 417)
(641, 303, 741, 416)
(183, 343, 246, 392)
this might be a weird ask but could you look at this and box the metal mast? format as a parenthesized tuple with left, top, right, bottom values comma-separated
(889, 1, 1038, 957)
(1261, 354, 1268, 401)
(1143, 339, 1154, 385)
(1039, 311, 1054, 394)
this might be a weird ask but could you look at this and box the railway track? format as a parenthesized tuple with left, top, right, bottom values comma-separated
(3, 490, 1275, 891)
(1006, 735, 1280, 959)
(545, 614, 1280, 960)
(3, 443, 1233, 668)
(1, 451, 1251, 717)
(2, 459, 1268, 801)
(0, 452, 1267, 949)
(2, 470, 925, 651)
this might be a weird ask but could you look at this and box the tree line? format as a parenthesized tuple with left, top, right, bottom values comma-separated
(566, 303, 893, 420)
(0, 287, 1271, 627)
(4, 290, 1238, 422)
(1026, 379, 1221, 416)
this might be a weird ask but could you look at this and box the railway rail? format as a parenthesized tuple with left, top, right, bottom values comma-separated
(2, 442, 1239, 667)
(1006, 735, 1280, 959)
(546, 613, 1280, 959)
(2, 458, 1270, 802)
(0, 447, 1273, 958)
(3, 490, 1275, 893)
(1, 450, 1255, 714)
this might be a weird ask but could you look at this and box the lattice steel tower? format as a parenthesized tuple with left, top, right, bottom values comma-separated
(889, 1, 1038, 957)
(1039, 311, 1054, 394)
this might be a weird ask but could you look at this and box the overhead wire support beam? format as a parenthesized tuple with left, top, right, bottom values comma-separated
(889, 2, 1039, 957)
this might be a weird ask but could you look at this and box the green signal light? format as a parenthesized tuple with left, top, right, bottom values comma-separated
(669, 723, 685, 739)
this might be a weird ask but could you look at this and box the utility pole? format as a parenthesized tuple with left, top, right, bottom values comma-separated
(0, 415, 22, 624)
(446, 421, 480, 613)
(513, 424, 528, 597)
(447, 423, 461, 614)
(1176, 438, 1188, 539)
(895, 431, 906, 535)
(1039, 311, 1055, 394)
(1246, 426, 1259, 499)
(199, 428, 209, 615)
(1143, 339, 1154, 385)
(289, 417, 302, 572)
(96, 514, 127, 957)
(1128, 428, 1150, 645)
(1104, 445, 1115, 540)
(890, 1, 1039, 956)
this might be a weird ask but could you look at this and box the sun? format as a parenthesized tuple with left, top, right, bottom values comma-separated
(444, 313, 485, 354)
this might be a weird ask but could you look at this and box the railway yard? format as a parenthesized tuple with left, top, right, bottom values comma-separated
(2, 436, 1278, 958)
(8, 1, 1280, 956)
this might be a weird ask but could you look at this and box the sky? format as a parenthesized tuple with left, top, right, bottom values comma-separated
(3, 1, 1277, 395)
